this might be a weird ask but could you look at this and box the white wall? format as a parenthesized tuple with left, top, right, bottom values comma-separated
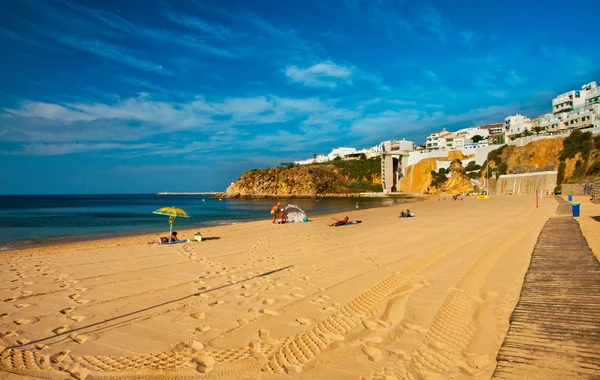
(406, 145, 497, 168)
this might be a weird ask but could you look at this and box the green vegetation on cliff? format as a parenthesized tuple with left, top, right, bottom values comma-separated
(225, 157, 383, 197)
(556, 131, 600, 191)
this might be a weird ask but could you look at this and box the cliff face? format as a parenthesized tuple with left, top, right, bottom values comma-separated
(225, 158, 382, 197)
(399, 151, 474, 194)
(400, 139, 567, 194)
(499, 138, 564, 173)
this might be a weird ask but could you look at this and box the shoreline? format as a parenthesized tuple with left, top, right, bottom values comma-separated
(214, 192, 423, 199)
(0, 197, 423, 253)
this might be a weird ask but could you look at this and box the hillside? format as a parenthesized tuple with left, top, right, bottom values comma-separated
(482, 132, 600, 191)
(224, 158, 382, 198)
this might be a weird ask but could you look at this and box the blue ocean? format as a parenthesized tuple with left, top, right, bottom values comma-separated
(0, 194, 408, 251)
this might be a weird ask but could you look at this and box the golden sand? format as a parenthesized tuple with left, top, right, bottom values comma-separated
(0, 195, 572, 379)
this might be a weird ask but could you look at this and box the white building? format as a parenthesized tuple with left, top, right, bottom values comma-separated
(380, 139, 415, 193)
(586, 84, 600, 106)
(425, 129, 451, 150)
(505, 114, 533, 136)
(455, 126, 490, 140)
(552, 81, 597, 115)
(381, 139, 415, 153)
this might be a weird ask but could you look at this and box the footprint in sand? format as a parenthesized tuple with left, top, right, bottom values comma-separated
(190, 312, 206, 319)
(14, 319, 31, 325)
(60, 307, 74, 314)
(15, 304, 30, 309)
(296, 317, 311, 326)
(209, 300, 225, 306)
(0, 331, 18, 338)
(75, 299, 90, 305)
(195, 325, 211, 333)
(68, 315, 86, 322)
(361, 344, 382, 362)
(68, 333, 88, 344)
(52, 325, 70, 334)
(17, 338, 31, 345)
(259, 309, 278, 316)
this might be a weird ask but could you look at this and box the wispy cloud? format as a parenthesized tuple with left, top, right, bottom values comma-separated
(285, 61, 353, 88)
(164, 12, 234, 40)
(47, 33, 173, 75)
(11, 142, 159, 156)
(0, 26, 40, 46)
(458, 30, 482, 50)
(417, 4, 447, 45)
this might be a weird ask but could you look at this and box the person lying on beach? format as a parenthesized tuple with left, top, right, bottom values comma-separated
(160, 231, 179, 243)
(328, 216, 362, 227)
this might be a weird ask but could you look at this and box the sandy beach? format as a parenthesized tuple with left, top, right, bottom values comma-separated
(0, 195, 586, 379)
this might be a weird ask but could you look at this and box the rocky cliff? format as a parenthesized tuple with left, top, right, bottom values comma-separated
(224, 158, 382, 198)
(398, 151, 474, 194)
(400, 138, 569, 194)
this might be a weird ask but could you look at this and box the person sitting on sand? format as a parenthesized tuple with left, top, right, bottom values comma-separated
(276, 209, 287, 224)
(400, 209, 415, 218)
(160, 231, 179, 243)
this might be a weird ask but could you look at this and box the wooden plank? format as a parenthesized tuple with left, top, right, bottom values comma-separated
(492, 200, 600, 380)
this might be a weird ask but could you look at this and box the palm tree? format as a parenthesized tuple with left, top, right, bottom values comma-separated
(532, 126, 544, 136)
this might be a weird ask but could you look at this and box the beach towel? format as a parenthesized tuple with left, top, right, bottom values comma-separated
(149, 239, 190, 245)
(165, 239, 189, 245)
(340, 221, 362, 226)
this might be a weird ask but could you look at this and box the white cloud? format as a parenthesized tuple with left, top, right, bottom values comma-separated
(14, 142, 159, 156)
(285, 61, 353, 88)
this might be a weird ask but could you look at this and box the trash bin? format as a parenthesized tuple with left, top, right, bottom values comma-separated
(568, 194, 573, 202)
(572, 202, 580, 217)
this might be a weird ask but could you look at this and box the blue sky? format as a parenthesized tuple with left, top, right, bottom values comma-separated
(1, 0, 599, 194)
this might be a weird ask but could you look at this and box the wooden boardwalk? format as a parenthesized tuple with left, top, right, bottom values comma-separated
(493, 198, 600, 379)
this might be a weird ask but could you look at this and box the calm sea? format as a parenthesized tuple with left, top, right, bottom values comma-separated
(0, 194, 408, 251)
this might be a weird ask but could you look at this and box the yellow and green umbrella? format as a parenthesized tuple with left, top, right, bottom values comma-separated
(153, 207, 190, 242)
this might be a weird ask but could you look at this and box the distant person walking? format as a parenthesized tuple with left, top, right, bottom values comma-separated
(355, 201, 359, 210)
(271, 202, 281, 223)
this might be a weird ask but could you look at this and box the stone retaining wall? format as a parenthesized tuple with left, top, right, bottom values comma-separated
(562, 183, 592, 196)
(593, 176, 600, 204)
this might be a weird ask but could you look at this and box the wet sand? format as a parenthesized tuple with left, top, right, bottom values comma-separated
(0, 195, 563, 379)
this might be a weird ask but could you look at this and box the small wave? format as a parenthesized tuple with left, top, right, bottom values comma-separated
(202, 220, 241, 227)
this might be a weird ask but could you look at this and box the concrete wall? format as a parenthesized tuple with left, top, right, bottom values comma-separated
(407, 145, 497, 167)
(496, 172, 557, 195)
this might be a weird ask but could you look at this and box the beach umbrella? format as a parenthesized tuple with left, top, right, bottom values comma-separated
(152, 206, 190, 242)
(284, 205, 307, 223)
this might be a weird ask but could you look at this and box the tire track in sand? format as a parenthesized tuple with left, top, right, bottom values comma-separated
(0, 207, 530, 379)
(360, 206, 543, 380)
